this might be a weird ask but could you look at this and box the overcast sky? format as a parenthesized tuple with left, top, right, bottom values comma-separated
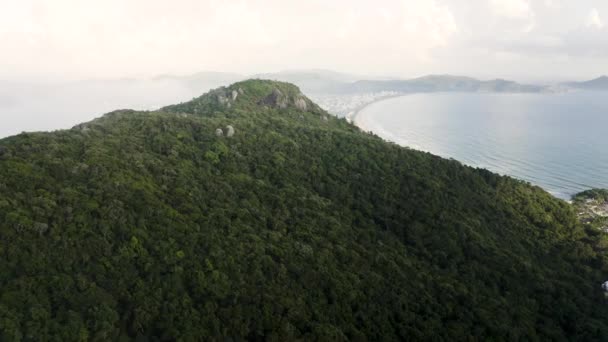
(1, 0, 607, 82)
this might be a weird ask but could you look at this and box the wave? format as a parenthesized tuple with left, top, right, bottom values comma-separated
(355, 92, 608, 198)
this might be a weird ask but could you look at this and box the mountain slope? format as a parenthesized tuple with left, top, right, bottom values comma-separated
(0, 80, 607, 340)
(566, 76, 608, 90)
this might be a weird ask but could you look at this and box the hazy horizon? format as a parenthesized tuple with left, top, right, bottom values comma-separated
(2, 68, 606, 85)
(2, 0, 608, 138)
(1, 0, 608, 83)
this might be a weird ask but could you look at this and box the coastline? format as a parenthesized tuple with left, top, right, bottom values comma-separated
(348, 94, 405, 132)
(344, 92, 598, 202)
(349, 89, 567, 132)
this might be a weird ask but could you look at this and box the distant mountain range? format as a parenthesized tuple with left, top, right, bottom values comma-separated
(337, 75, 546, 94)
(2, 70, 607, 138)
(565, 75, 608, 90)
(246, 71, 608, 94)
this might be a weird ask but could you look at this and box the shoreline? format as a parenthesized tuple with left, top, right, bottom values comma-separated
(347, 94, 405, 132)
(348, 89, 569, 131)
(344, 93, 591, 202)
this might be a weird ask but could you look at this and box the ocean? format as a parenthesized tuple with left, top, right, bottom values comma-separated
(355, 91, 608, 199)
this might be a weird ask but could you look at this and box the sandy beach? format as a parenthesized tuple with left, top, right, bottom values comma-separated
(350, 94, 404, 133)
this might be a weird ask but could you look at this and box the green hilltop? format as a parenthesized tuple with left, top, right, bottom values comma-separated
(1, 79, 608, 340)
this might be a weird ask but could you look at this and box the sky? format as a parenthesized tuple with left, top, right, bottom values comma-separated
(0, 0, 607, 82)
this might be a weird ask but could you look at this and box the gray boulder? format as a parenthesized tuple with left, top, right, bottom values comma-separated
(226, 125, 235, 137)
(215, 128, 224, 137)
(295, 97, 307, 111)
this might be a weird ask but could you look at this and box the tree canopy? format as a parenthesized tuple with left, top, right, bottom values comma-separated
(1, 80, 608, 341)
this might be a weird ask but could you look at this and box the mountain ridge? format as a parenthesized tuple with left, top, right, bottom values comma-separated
(6, 71, 608, 138)
(1, 79, 608, 340)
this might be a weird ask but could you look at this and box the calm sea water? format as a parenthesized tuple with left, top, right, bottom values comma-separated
(357, 92, 608, 199)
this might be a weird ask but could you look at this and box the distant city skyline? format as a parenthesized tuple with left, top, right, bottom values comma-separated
(1, 0, 608, 83)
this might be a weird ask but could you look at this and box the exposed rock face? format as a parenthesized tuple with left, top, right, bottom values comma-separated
(215, 128, 224, 137)
(259, 88, 288, 109)
(210, 88, 242, 107)
(294, 97, 307, 111)
(226, 125, 235, 138)
(238, 88, 244, 95)
(217, 94, 229, 105)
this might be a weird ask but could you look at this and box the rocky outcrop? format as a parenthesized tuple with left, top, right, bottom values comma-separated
(162, 80, 317, 116)
(294, 97, 307, 111)
(226, 125, 235, 138)
(217, 93, 229, 105)
(259, 88, 289, 109)
(210, 87, 243, 108)
(215, 126, 235, 137)
(258, 88, 313, 111)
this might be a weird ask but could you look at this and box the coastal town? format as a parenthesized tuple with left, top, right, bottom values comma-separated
(310, 91, 401, 120)
(573, 189, 608, 231)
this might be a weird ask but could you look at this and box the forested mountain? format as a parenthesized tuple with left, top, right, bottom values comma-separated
(1, 80, 608, 340)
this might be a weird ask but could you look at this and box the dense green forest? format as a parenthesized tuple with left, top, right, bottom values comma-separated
(1, 79, 608, 340)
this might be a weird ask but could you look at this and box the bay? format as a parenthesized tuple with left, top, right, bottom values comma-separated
(356, 92, 608, 199)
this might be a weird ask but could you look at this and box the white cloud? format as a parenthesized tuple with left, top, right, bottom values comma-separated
(1, 0, 608, 81)
(487, 0, 536, 33)
(489, 0, 533, 19)
(586, 8, 604, 29)
(401, 0, 458, 47)
(336, 10, 360, 39)
(543, 0, 561, 9)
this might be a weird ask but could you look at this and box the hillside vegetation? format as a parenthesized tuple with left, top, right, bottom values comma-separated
(1, 80, 607, 341)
